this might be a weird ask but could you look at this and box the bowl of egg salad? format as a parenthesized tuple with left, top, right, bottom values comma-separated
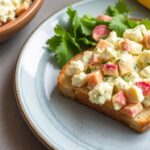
(0, 0, 44, 42)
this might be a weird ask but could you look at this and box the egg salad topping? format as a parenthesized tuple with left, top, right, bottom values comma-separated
(0, 0, 32, 26)
(67, 24, 150, 118)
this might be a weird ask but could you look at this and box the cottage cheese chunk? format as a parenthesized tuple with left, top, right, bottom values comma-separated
(114, 77, 130, 90)
(100, 46, 117, 62)
(66, 60, 84, 76)
(89, 82, 113, 105)
(72, 72, 87, 87)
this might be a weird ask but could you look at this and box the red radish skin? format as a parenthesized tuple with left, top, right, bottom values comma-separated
(102, 63, 118, 76)
(135, 81, 150, 96)
(98, 15, 112, 22)
(90, 54, 100, 65)
(122, 103, 143, 118)
(112, 91, 127, 108)
(92, 25, 110, 41)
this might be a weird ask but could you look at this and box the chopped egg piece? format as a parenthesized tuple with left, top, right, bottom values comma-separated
(144, 30, 150, 49)
(89, 54, 101, 66)
(140, 66, 150, 78)
(138, 50, 150, 67)
(118, 53, 134, 75)
(100, 47, 117, 62)
(128, 72, 141, 82)
(123, 25, 146, 43)
(96, 39, 114, 51)
(82, 51, 93, 64)
(143, 96, 150, 107)
(119, 39, 143, 55)
(107, 31, 121, 48)
(125, 85, 144, 103)
(114, 77, 129, 91)
(66, 60, 84, 76)
(72, 72, 87, 87)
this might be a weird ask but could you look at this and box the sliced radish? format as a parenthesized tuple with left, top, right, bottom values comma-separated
(102, 63, 118, 76)
(92, 25, 110, 42)
(89, 54, 100, 66)
(98, 15, 112, 22)
(135, 81, 150, 96)
(112, 90, 127, 110)
(122, 103, 143, 118)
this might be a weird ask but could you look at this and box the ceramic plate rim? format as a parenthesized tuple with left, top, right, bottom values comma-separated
(14, 0, 96, 150)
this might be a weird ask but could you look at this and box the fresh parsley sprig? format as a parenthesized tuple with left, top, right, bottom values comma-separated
(106, 0, 132, 16)
(46, 7, 99, 68)
(46, 0, 150, 68)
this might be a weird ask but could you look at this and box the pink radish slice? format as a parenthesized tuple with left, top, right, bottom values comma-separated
(98, 15, 112, 22)
(92, 25, 110, 41)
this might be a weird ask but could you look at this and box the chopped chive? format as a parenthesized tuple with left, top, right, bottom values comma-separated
(122, 77, 129, 82)
(116, 59, 121, 63)
(133, 64, 137, 70)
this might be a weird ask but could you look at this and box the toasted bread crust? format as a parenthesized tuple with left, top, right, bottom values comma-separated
(58, 51, 150, 133)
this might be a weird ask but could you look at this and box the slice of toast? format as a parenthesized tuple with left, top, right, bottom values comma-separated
(57, 51, 150, 133)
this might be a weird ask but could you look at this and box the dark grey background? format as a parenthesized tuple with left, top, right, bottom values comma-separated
(0, 0, 77, 149)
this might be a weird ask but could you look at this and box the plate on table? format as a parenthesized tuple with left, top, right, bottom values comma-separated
(14, 0, 150, 149)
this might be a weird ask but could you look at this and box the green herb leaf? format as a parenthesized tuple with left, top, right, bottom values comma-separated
(55, 32, 81, 68)
(46, 35, 61, 51)
(116, 59, 121, 63)
(54, 25, 65, 35)
(67, 7, 80, 37)
(133, 64, 137, 70)
(127, 19, 140, 28)
(141, 19, 150, 29)
(78, 37, 96, 46)
(106, 0, 131, 16)
(115, 0, 131, 14)
(122, 77, 129, 82)
(109, 14, 129, 36)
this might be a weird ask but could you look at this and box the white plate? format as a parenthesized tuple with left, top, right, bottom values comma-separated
(14, 0, 150, 150)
